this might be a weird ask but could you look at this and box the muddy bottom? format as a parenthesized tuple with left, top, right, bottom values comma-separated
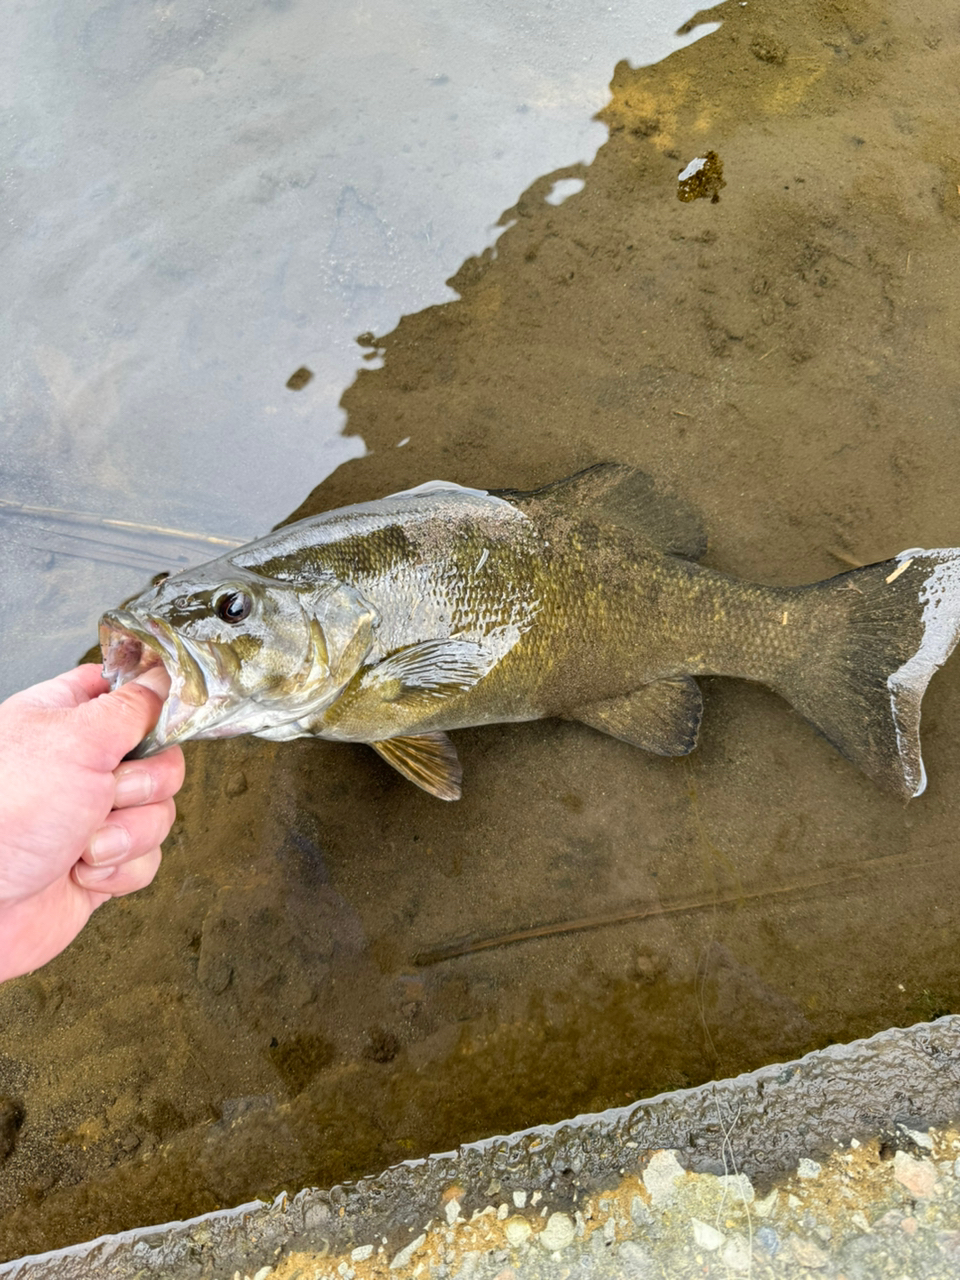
(4, 0, 960, 1258)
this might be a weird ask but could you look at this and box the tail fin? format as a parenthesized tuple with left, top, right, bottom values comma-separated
(777, 548, 960, 798)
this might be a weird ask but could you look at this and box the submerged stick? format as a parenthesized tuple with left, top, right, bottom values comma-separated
(414, 850, 938, 965)
(0, 498, 247, 549)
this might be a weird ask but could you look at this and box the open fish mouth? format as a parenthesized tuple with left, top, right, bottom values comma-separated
(99, 610, 211, 757)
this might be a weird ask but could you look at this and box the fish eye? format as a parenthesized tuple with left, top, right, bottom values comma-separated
(216, 590, 253, 623)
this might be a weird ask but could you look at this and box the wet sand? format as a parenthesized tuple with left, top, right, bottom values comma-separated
(3, 0, 960, 1257)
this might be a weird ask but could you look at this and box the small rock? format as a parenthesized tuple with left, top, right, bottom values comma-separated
(754, 1189, 778, 1217)
(350, 1245, 374, 1262)
(390, 1233, 426, 1269)
(783, 1235, 829, 1268)
(894, 1150, 938, 1198)
(642, 1149, 685, 1206)
(721, 1233, 752, 1269)
(632, 950, 664, 983)
(445, 1199, 461, 1225)
(691, 1218, 724, 1251)
(224, 770, 248, 797)
(750, 34, 787, 63)
(630, 1195, 653, 1228)
(539, 1211, 575, 1251)
(512, 1189, 527, 1209)
(716, 1172, 755, 1204)
(851, 1211, 871, 1231)
(899, 1125, 934, 1151)
(504, 1217, 531, 1247)
(617, 1239, 658, 1279)
(755, 1225, 780, 1255)
(797, 1158, 822, 1178)
(874, 1209, 905, 1230)
(252, 1269, 272, 1280)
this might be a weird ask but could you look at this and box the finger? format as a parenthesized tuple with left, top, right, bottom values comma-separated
(72, 847, 163, 897)
(113, 746, 186, 808)
(81, 797, 177, 867)
(10, 664, 110, 712)
(76, 670, 172, 770)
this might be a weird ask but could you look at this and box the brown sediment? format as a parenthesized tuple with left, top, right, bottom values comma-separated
(6, 0, 960, 1259)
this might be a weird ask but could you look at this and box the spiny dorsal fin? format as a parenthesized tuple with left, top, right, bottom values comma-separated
(570, 676, 703, 756)
(370, 732, 463, 800)
(493, 463, 707, 561)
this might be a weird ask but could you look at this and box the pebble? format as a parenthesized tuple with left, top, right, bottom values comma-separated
(755, 1225, 780, 1255)
(783, 1234, 830, 1268)
(224, 770, 248, 797)
(691, 1218, 725, 1251)
(512, 1190, 527, 1209)
(721, 1232, 753, 1269)
(630, 1195, 653, 1228)
(445, 1199, 461, 1226)
(504, 1217, 531, 1247)
(539, 1211, 575, 1251)
(894, 1150, 938, 1199)
(642, 1149, 685, 1207)
(390, 1232, 426, 1269)
(350, 1245, 373, 1262)
(900, 1126, 935, 1151)
(616, 1239, 658, 1279)
(754, 1189, 779, 1217)
(716, 1172, 755, 1204)
(798, 1158, 822, 1178)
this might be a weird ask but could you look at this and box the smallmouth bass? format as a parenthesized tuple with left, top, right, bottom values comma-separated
(100, 464, 960, 800)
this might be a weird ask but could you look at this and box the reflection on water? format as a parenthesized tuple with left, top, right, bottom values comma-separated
(0, 0, 714, 699)
(4, 0, 960, 1260)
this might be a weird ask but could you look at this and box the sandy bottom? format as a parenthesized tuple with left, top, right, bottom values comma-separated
(4, 0, 960, 1257)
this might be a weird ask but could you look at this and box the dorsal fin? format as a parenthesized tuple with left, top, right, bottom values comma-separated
(492, 463, 707, 561)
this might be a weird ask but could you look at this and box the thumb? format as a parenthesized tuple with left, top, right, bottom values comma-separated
(79, 667, 172, 767)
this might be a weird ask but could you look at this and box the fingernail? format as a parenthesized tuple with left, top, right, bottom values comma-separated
(114, 768, 154, 806)
(89, 824, 130, 862)
(80, 864, 117, 884)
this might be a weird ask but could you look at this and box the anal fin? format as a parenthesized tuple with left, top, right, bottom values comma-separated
(370, 732, 463, 800)
(571, 677, 703, 756)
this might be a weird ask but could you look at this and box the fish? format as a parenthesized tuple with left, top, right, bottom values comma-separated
(99, 464, 960, 801)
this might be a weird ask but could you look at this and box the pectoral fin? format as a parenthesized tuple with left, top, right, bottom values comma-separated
(571, 677, 703, 756)
(365, 638, 497, 703)
(370, 733, 463, 800)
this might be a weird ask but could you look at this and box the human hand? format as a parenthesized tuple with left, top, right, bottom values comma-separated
(0, 663, 184, 982)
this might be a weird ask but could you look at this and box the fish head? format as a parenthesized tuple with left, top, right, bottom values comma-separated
(99, 564, 376, 756)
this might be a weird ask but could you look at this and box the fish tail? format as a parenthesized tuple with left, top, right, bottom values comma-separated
(776, 548, 960, 798)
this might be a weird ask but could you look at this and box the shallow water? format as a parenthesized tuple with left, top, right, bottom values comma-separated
(0, 0, 711, 700)
(4, 0, 960, 1258)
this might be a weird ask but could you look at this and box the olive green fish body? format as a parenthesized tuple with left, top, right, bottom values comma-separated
(100, 465, 960, 801)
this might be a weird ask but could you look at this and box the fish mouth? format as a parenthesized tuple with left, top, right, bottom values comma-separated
(99, 610, 212, 757)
